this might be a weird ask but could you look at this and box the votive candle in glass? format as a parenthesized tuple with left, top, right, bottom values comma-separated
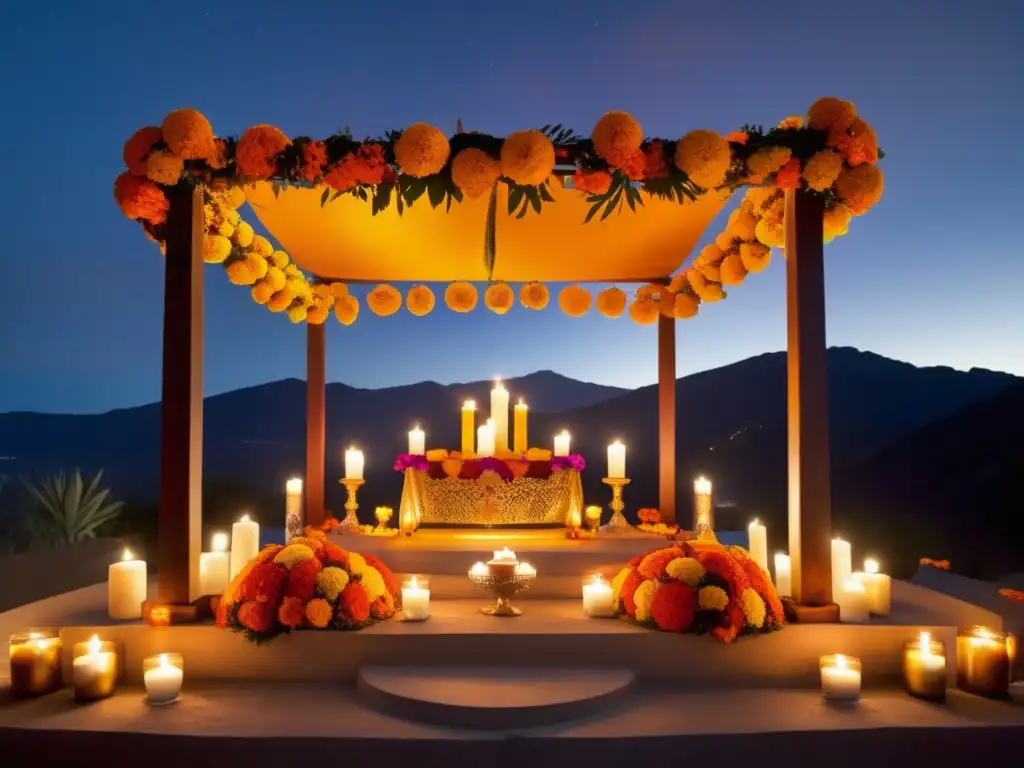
(957, 626, 1009, 698)
(8, 629, 62, 698)
(72, 635, 119, 703)
(903, 631, 946, 702)
(584, 505, 602, 531)
(143, 653, 184, 705)
(820, 654, 861, 704)
(401, 575, 430, 621)
(582, 574, 616, 617)
(861, 558, 892, 616)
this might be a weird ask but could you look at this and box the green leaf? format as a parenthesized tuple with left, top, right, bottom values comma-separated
(319, 187, 330, 207)
(401, 176, 427, 207)
(372, 183, 393, 215)
(272, 182, 281, 199)
(507, 186, 525, 216)
(539, 184, 556, 203)
(427, 177, 447, 208)
(484, 184, 498, 280)
(584, 197, 605, 224)
(600, 186, 624, 220)
(527, 186, 541, 214)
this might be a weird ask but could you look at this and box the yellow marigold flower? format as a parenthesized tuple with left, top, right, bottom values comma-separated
(755, 216, 785, 248)
(558, 285, 591, 318)
(500, 130, 555, 185)
(695, 280, 726, 303)
(674, 129, 731, 189)
(673, 292, 700, 319)
(316, 566, 350, 601)
(287, 305, 308, 324)
(273, 543, 316, 570)
(233, 221, 254, 248)
(203, 234, 232, 264)
(720, 252, 748, 286)
(484, 283, 514, 315)
(611, 566, 631, 608)
(802, 149, 843, 192)
(596, 287, 627, 318)
(227, 187, 246, 209)
(807, 97, 856, 132)
(267, 288, 295, 313)
(334, 294, 359, 325)
(329, 281, 348, 298)
(265, 266, 287, 292)
(695, 243, 724, 267)
(357, 565, 387, 603)
(245, 254, 268, 281)
(406, 285, 435, 316)
(217, 221, 234, 238)
(312, 283, 331, 300)
(519, 281, 549, 310)
(836, 164, 884, 215)
(714, 232, 735, 252)
(746, 146, 792, 179)
(304, 597, 333, 629)
(633, 579, 659, 622)
(307, 305, 329, 325)
(591, 111, 643, 168)
(285, 263, 301, 278)
(666, 556, 705, 586)
(250, 235, 273, 257)
(270, 250, 289, 269)
(744, 187, 776, 213)
(823, 203, 853, 242)
(445, 281, 478, 313)
(726, 208, 758, 241)
(450, 148, 501, 199)
(698, 585, 729, 611)
(741, 588, 766, 628)
(145, 150, 184, 185)
(161, 107, 216, 160)
(366, 284, 402, 317)
(628, 298, 659, 325)
(225, 260, 254, 285)
(394, 123, 449, 178)
(740, 242, 771, 273)
(251, 279, 275, 305)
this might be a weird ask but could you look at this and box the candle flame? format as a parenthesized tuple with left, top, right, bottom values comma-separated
(919, 631, 932, 650)
(87, 634, 101, 655)
(212, 532, 229, 552)
(750, 518, 760, 527)
(412, 424, 420, 431)
(518, 398, 524, 406)
(975, 626, 995, 641)
(464, 400, 476, 410)
(470, 561, 488, 576)
(409, 575, 420, 589)
(159, 653, 170, 669)
(832, 537, 848, 544)
(286, 477, 303, 492)
(122, 548, 134, 561)
(835, 654, 848, 670)
(694, 476, 712, 494)
(864, 558, 879, 574)
(240, 513, 250, 523)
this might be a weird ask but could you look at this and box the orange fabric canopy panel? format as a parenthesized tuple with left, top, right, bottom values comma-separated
(244, 182, 731, 283)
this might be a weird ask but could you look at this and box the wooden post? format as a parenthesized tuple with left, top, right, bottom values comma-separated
(305, 321, 327, 526)
(155, 184, 204, 608)
(657, 313, 676, 524)
(784, 188, 838, 620)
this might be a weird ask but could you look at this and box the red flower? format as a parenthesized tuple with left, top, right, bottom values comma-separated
(298, 140, 327, 182)
(619, 150, 646, 181)
(363, 553, 400, 600)
(283, 556, 322, 601)
(651, 580, 696, 632)
(725, 131, 749, 144)
(237, 600, 275, 633)
(620, 568, 645, 618)
(638, 547, 680, 581)
(321, 540, 350, 568)
(325, 143, 390, 191)
(694, 547, 751, 596)
(641, 141, 670, 180)
(338, 582, 370, 627)
(123, 126, 163, 176)
(113, 172, 169, 224)
(627, 552, 647, 568)
(773, 158, 802, 190)
(572, 169, 612, 195)
(237, 561, 288, 606)
(277, 596, 306, 629)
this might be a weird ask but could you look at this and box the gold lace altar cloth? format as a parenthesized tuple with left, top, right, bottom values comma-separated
(399, 468, 583, 526)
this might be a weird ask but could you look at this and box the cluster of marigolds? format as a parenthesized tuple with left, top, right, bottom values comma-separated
(114, 97, 882, 326)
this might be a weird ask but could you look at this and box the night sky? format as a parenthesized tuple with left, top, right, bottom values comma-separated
(1, 0, 1021, 414)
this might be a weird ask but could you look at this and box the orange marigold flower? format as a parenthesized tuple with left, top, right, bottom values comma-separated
(451, 147, 501, 199)
(114, 172, 170, 224)
(283, 556, 322, 602)
(919, 558, 950, 570)
(641, 140, 670, 179)
(277, 596, 306, 629)
(831, 118, 879, 167)
(217, 544, 283, 625)
(363, 553, 401, 600)
(161, 108, 216, 161)
(651, 580, 697, 632)
(773, 158, 802, 190)
(304, 597, 333, 628)
(371, 592, 395, 620)
(123, 126, 163, 176)
(638, 548, 681, 581)
(298, 140, 327, 182)
(237, 561, 288, 605)
(572, 169, 612, 195)
(394, 123, 450, 177)
(591, 111, 643, 168)
(807, 97, 857, 132)
(619, 568, 645, 618)
(208, 138, 229, 170)
(237, 600, 275, 633)
(338, 582, 371, 627)
(725, 131, 749, 144)
(236, 124, 290, 180)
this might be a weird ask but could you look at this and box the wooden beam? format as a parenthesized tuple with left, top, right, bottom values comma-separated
(784, 188, 836, 613)
(658, 313, 677, 524)
(305, 322, 327, 526)
(156, 184, 203, 606)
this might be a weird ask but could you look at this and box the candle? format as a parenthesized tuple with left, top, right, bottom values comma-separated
(488, 547, 518, 577)
(8, 630, 62, 698)
(230, 514, 260, 579)
(839, 576, 869, 622)
(492, 547, 517, 563)
(72, 635, 118, 702)
(515, 562, 536, 577)
(401, 576, 430, 620)
(861, 558, 892, 616)
(470, 561, 489, 578)
(344, 448, 364, 480)
(693, 476, 713, 529)
(285, 477, 303, 540)
(513, 399, 528, 454)
(956, 626, 1010, 698)
(144, 653, 184, 705)
(774, 552, 792, 597)
(747, 519, 768, 573)
(108, 548, 147, 620)
(461, 400, 476, 455)
(831, 538, 852, 601)
(553, 430, 571, 457)
(820, 654, 862, 704)
(607, 440, 626, 479)
(490, 378, 510, 453)
(400, 504, 417, 536)
(199, 532, 230, 596)
(476, 422, 495, 458)
(584, 505, 602, 530)
(582, 574, 615, 617)
(568, 505, 582, 529)
(903, 632, 947, 702)
(408, 424, 425, 455)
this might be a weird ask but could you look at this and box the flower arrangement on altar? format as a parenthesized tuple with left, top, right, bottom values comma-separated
(216, 530, 400, 643)
(114, 97, 883, 327)
(610, 540, 784, 642)
(394, 451, 585, 482)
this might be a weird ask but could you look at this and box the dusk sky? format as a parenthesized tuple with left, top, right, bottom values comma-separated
(1, 0, 1021, 414)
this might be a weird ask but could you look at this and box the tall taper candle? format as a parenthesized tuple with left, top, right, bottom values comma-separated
(607, 440, 626, 479)
(831, 538, 852, 601)
(461, 400, 476, 456)
(490, 378, 510, 453)
(230, 514, 259, 579)
(747, 519, 768, 573)
(774, 552, 792, 597)
(345, 447, 364, 480)
(285, 477, 303, 541)
(408, 424, 425, 455)
(513, 399, 528, 454)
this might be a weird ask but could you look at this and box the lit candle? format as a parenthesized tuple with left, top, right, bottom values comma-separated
(820, 654, 862, 703)
(143, 653, 183, 705)
(400, 504, 417, 536)
(584, 505, 602, 530)
(401, 576, 430, 621)
(490, 378, 510, 453)
(108, 548, 147, 620)
(607, 440, 626, 479)
(861, 558, 891, 616)
(774, 552, 792, 597)
(285, 477, 304, 540)
(408, 424, 425, 455)
(515, 561, 536, 577)
(345, 447, 364, 480)
(831, 538, 852, 602)
(488, 547, 518, 577)
(199, 532, 230, 596)
(230, 514, 260, 579)
(582, 574, 615, 617)
(513, 399, 529, 454)
(903, 631, 946, 702)
(492, 547, 518, 563)
(469, 561, 489, 578)
(8, 630, 62, 698)
(839, 576, 869, 622)
(747, 519, 768, 573)
(461, 400, 476, 455)
(553, 430, 571, 457)
(568, 505, 582, 529)
(693, 476, 713, 529)
(957, 626, 1010, 698)
(476, 422, 495, 458)
(72, 635, 118, 703)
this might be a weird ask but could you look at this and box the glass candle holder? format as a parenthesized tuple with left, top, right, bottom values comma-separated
(143, 653, 184, 705)
(401, 575, 430, 620)
(8, 629, 62, 699)
(957, 626, 1009, 698)
(584, 505, 602, 531)
(903, 632, 946, 702)
(820, 654, 861, 704)
(582, 573, 616, 617)
(72, 636, 119, 702)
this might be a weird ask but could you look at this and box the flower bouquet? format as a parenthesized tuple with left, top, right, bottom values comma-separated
(217, 530, 400, 644)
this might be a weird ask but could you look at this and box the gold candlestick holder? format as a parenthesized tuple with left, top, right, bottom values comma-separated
(338, 478, 364, 535)
(600, 477, 631, 533)
(468, 570, 536, 616)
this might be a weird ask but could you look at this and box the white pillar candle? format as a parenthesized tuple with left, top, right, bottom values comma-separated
(513, 400, 528, 454)
(553, 430, 571, 457)
(143, 654, 183, 704)
(861, 558, 892, 616)
(401, 576, 430, 620)
(774, 552, 792, 597)
(408, 425, 425, 455)
(747, 519, 768, 573)
(108, 548, 146, 620)
(582, 575, 616, 617)
(820, 654, 861, 703)
(491, 547, 518, 564)
(476, 422, 495, 457)
(199, 533, 230, 595)
(839, 576, 870, 622)
(345, 447, 364, 480)
(285, 477, 303, 541)
(831, 538, 852, 601)
(490, 378, 510, 453)
(230, 514, 260, 579)
(607, 440, 626, 479)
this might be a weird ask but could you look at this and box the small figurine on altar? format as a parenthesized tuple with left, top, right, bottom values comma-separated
(374, 506, 393, 532)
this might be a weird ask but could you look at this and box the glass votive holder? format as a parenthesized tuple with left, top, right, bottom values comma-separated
(72, 636, 119, 703)
(584, 505, 602, 531)
(903, 632, 946, 702)
(820, 654, 862, 704)
(401, 575, 430, 621)
(8, 629, 62, 699)
(582, 573, 616, 617)
(143, 653, 184, 705)
(956, 626, 1009, 698)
